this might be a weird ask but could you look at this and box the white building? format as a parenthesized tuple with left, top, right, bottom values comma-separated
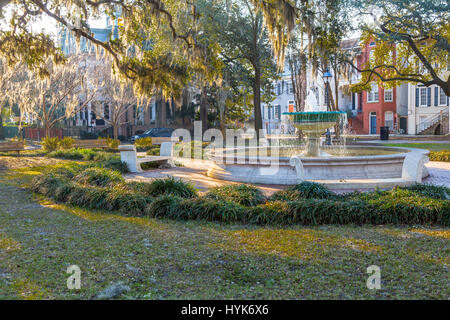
(402, 83, 449, 135)
(261, 64, 357, 135)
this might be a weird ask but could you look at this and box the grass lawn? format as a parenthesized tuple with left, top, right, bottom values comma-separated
(382, 143, 450, 152)
(0, 157, 449, 299)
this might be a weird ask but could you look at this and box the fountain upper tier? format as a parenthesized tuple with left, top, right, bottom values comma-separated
(283, 111, 346, 157)
(283, 111, 346, 131)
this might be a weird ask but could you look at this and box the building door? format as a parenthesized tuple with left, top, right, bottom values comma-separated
(399, 117, 407, 134)
(370, 112, 377, 134)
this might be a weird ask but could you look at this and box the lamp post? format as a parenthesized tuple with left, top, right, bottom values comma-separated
(323, 69, 332, 145)
(323, 69, 332, 111)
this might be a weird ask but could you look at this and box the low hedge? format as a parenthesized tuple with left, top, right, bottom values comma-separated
(144, 196, 448, 226)
(46, 149, 129, 173)
(270, 182, 335, 201)
(75, 167, 124, 187)
(31, 174, 150, 215)
(46, 148, 96, 160)
(145, 145, 161, 155)
(128, 177, 197, 198)
(206, 184, 266, 206)
(429, 151, 450, 162)
(30, 166, 450, 226)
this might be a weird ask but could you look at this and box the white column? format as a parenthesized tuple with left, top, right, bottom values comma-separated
(407, 83, 416, 135)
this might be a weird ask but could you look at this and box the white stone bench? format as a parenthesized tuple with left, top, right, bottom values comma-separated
(119, 142, 174, 173)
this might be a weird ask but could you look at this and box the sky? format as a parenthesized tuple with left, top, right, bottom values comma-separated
(0, 3, 369, 45)
(0, 6, 107, 37)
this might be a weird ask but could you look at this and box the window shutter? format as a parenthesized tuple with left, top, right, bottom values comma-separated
(427, 87, 431, 106)
(415, 88, 419, 107)
(434, 87, 439, 106)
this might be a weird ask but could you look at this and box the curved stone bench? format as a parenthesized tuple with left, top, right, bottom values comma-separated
(119, 142, 174, 173)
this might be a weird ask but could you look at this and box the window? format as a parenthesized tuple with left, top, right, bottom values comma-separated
(367, 83, 379, 103)
(385, 111, 394, 130)
(439, 87, 447, 106)
(419, 87, 428, 106)
(104, 104, 110, 120)
(289, 84, 294, 94)
(275, 105, 281, 119)
(387, 51, 394, 64)
(150, 101, 156, 122)
(416, 61, 428, 74)
(384, 89, 393, 102)
(137, 106, 145, 125)
(369, 50, 375, 66)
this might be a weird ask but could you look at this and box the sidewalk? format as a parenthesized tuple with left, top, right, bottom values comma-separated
(359, 139, 450, 144)
(423, 162, 450, 188)
(124, 158, 450, 193)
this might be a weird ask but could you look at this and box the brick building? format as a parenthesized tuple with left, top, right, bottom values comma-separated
(348, 40, 449, 135)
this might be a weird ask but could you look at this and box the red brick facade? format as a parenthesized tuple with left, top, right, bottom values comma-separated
(349, 42, 398, 134)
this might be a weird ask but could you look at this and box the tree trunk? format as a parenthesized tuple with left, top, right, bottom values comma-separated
(45, 124, 51, 139)
(299, 59, 307, 111)
(253, 65, 263, 142)
(200, 86, 208, 134)
(155, 96, 165, 127)
(0, 112, 4, 140)
(113, 124, 119, 140)
(290, 53, 307, 112)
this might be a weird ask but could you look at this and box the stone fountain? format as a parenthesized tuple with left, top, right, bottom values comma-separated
(206, 89, 430, 189)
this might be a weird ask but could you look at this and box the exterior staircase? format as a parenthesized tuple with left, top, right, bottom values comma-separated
(417, 109, 449, 135)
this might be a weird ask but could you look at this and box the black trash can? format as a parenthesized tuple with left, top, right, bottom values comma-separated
(380, 126, 389, 140)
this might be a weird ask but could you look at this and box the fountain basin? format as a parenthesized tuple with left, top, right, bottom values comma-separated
(206, 146, 430, 189)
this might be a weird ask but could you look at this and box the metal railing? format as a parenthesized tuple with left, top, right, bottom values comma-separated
(416, 109, 449, 134)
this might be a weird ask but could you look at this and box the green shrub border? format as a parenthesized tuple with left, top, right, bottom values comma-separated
(429, 150, 450, 162)
(30, 165, 450, 227)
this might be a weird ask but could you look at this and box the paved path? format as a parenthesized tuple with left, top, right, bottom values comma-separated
(360, 139, 450, 144)
(124, 158, 285, 196)
(423, 161, 450, 187)
(124, 158, 450, 193)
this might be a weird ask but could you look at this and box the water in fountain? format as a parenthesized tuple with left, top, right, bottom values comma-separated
(283, 88, 347, 157)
